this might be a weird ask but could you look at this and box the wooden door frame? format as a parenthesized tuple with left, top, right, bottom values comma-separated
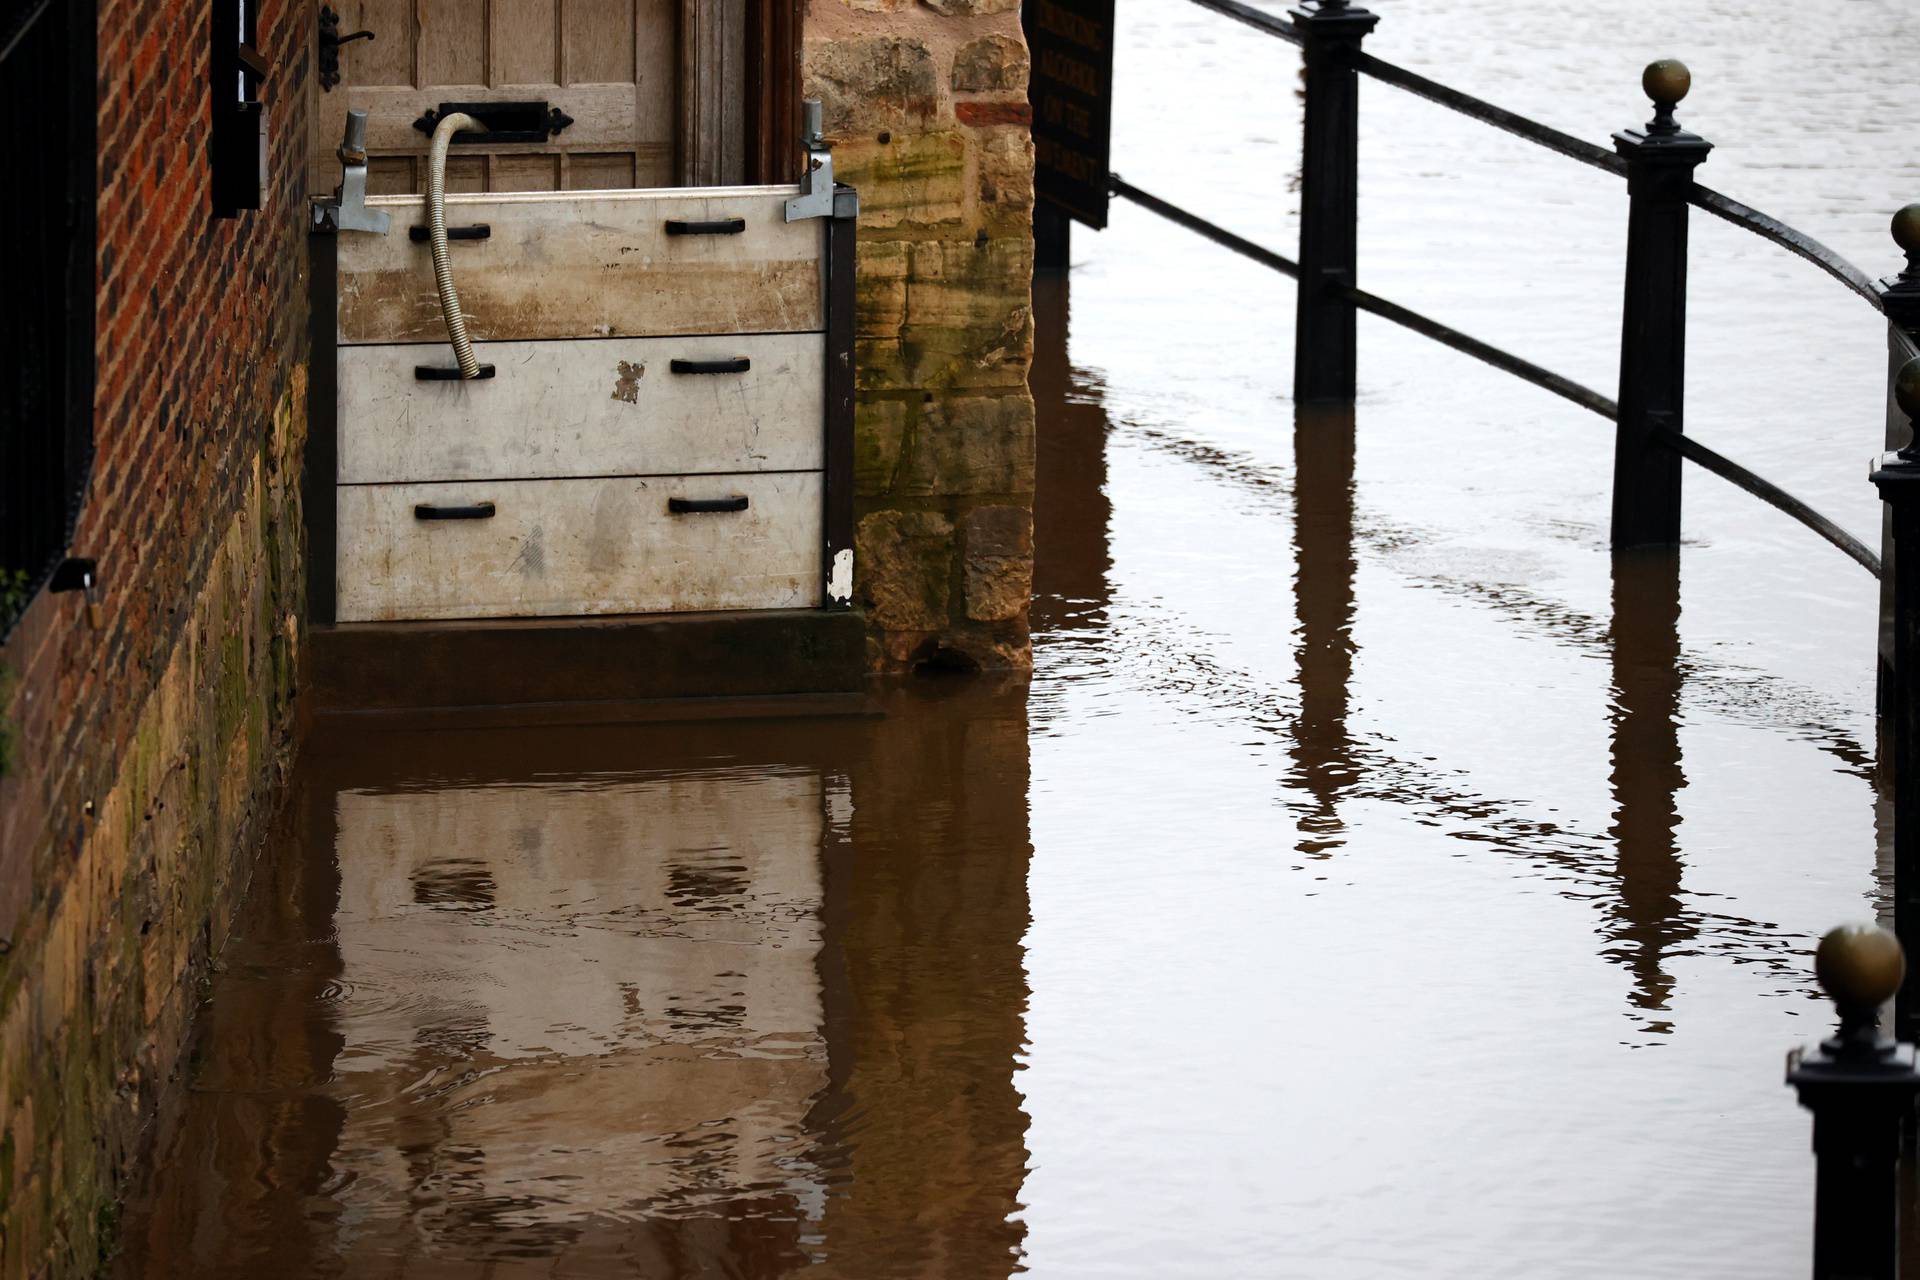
(678, 0, 799, 186)
(745, 0, 800, 184)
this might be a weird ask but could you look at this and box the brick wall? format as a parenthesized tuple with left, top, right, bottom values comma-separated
(0, 0, 309, 1273)
(806, 0, 1038, 672)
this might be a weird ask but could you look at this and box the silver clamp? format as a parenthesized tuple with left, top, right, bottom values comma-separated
(326, 109, 390, 234)
(784, 99, 834, 222)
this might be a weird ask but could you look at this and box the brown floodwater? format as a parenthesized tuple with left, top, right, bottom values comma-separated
(113, 0, 1919, 1275)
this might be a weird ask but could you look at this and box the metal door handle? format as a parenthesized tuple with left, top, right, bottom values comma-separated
(668, 496, 749, 514)
(414, 501, 496, 520)
(669, 357, 750, 375)
(664, 218, 746, 236)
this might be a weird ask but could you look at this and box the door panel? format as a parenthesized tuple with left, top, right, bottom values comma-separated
(309, 0, 677, 197)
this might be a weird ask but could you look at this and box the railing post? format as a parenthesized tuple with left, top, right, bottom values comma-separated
(1786, 923, 1920, 1280)
(1879, 206, 1920, 346)
(1874, 361, 1920, 1043)
(1290, 0, 1377, 407)
(1610, 61, 1712, 550)
(1878, 210, 1920, 730)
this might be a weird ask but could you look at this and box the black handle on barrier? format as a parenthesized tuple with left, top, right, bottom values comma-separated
(665, 218, 746, 236)
(669, 357, 751, 375)
(414, 364, 496, 381)
(409, 224, 491, 242)
(668, 496, 749, 514)
(414, 501, 496, 521)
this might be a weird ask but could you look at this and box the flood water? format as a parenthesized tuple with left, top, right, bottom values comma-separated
(111, 1, 1920, 1276)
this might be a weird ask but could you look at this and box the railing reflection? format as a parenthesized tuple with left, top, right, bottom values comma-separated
(1605, 550, 1695, 1029)
(1030, 271, 1113, 639)
(1288, 407, 1359, 857)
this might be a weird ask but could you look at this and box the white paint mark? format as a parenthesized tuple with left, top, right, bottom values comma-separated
(828, 548, 853, 604)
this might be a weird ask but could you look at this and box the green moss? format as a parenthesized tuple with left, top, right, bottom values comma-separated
(94, 1189, 120, 1268)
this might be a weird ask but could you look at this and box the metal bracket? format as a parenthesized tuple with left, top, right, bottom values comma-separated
(412, 102, 574, 144)
(784, 99, 835, 222)
(330, 109, 389, 235)
(47, 558, 95, 593)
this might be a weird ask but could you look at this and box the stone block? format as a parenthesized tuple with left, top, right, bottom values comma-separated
(923, 0, 1022, 14)
(900, 306, 1034, 390)
(836, 132, 970, 230)
(952, 34, 1028, 93)
(977, 125, 1035, 220)
(854, 238, 910, 338)
(896, 393, 1035, 497)
(904, 235, 1035, 321)
(963, 505, 1034, 621)
(805, 36, 942, 137)
(856, 510, 955, 632)
(946, 615, 1033, 670)
(855, 399, 909, 495)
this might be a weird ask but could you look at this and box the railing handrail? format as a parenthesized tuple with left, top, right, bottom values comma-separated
(1181, 0, 1887, 314)
(1659, 429, 1882, 575)
(1106, 174, 1883, 579)
(1688, 184, 1886, 313)
(1349, 51, 1626, 179)
(1182, 0, 1304, 47)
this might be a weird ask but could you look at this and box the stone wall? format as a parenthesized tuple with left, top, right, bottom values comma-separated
(0, 0, 310, 1272)
(805, 0, 1038, 672)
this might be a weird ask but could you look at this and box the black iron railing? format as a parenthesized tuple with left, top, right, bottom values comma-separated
(1110, 3, 1920, 1273)
(1111, 22, 1893, 575)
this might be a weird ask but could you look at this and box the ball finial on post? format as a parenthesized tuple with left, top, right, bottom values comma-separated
(1816, 923, 1905, 1017)
(1642, 59, 1691, 108)
(1641, 59, 1692, 134)
(1892, 358, 1920, 463)
(1892, 204, 1920, 279)
(1896, 358, 1920, 427)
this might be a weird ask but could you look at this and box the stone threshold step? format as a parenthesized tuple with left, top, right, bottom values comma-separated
(308, 608, 867, 713)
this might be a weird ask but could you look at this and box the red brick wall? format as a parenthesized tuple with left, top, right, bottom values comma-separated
(0, 0, 309, 1272)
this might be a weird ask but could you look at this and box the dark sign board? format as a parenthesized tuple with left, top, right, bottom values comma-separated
(1023, 0, 1114, 230)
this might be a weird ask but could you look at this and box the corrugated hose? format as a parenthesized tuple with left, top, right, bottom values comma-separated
(427, 112, 485, 377)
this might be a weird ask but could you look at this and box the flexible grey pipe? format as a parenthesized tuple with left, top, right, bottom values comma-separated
(427, 112, 485, 377)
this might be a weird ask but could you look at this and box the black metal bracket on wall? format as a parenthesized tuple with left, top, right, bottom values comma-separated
(411, 102, 574, 144)
(822, 184, 859, 611)
(210, 0, 270, 216)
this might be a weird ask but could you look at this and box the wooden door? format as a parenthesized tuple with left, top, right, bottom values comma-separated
(309, 0, 684, 197)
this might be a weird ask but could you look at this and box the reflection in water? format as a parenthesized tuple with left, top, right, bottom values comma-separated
(109, 221, 1891, 1273)
(114, 775, 351, 1275)
(1288, 408, 1359, 856)
(810, 682, 1033, 1277)
(112, 693, 1033, 1278)
(1605, 551, 1694, 1031)
(1030, 272, 1113, 642)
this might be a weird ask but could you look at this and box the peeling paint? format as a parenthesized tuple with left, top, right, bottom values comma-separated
(829, 548, 854, 604)
(612, 360, 644, 403)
